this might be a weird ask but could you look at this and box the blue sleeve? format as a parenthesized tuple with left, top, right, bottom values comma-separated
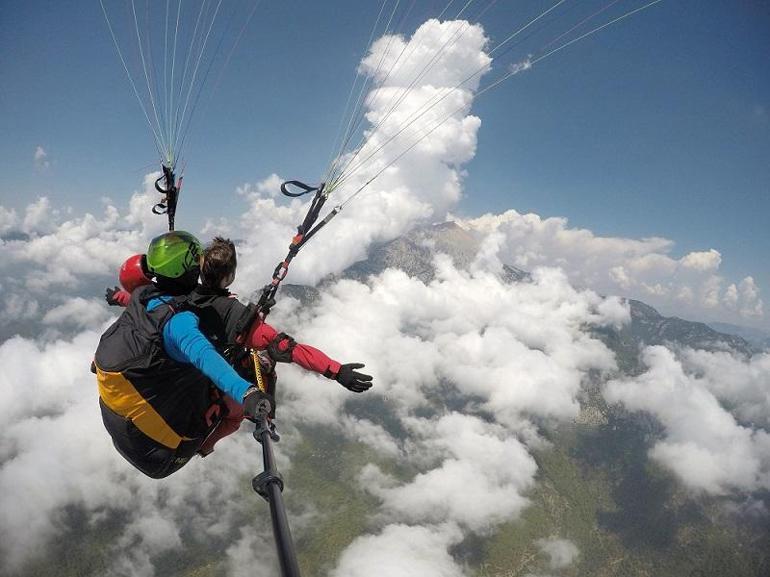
(161, 310, 252, 401)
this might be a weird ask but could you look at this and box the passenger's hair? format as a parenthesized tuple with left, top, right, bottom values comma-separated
(201, 236, 237, 288)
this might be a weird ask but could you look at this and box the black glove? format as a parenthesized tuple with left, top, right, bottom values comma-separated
(105, 286, 126, 307)
(242, 386, 275, 421)
(335, 363, 373, 393)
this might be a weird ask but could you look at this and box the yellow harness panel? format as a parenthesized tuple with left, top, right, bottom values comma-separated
(96, 367, 191, 449)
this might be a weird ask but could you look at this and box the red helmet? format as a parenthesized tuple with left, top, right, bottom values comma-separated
(119, 254, 151, 292)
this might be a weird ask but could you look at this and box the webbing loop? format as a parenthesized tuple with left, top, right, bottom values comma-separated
(280, 180, 321, 198)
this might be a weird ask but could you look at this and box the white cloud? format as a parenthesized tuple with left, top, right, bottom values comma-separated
(34, 145, 50, 169)
(677, 285, 694, 304)
(680, 348, 770, 428)
(201, 216, 233, 237)
(701, 275, 722, 309)
(609, 265, 631, 290)
(343, 416, 401, 458)
(604, 346, 770, 495)
(0, 292, 39, 324)
(226, 529, 279, 577)
(110, 514, 184, 577)
(509, 58, 533, 75)
(361, 19, 491, 88)
(226, 20, 491, 291)
(362, 414, 537, 531)
(0, 174, 168, 307)
(535, 536, 580, 570)
(21, 197, 57, 235)
(249, 172, 284, 198)
(275, 259, 623, 432)
(0, 206, 18, 236)
(724, 283, 739, 309)
(258, 256, 626, 568)
(680, 249, 721, 271)
(331, 523, 466, 577)
(42, 297, 112, 329)
(0, 331, 122, 566)
(739, 277, 764, 318)
(456, 210, 764, 326)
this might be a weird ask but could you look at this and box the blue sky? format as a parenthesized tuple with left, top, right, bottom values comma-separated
(1, 0, 768, 324)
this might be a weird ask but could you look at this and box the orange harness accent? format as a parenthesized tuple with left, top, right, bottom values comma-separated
(96, 366, 192, 449)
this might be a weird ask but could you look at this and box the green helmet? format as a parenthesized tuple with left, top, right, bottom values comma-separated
(146, 231, 202, 279)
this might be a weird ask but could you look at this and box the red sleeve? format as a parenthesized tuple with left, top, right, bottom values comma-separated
(246, 319, 342, 377)
(247, 319, 277, 349)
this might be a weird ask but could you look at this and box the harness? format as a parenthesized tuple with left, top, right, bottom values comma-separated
(96, 287, 222, 447)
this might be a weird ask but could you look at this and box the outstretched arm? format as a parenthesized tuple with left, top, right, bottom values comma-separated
(245, 319, 372, 392)
(247, 320, 342, 376)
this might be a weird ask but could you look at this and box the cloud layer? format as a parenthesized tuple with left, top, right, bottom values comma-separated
(457, 210, 764, 326)
(262, 255, 624, 575)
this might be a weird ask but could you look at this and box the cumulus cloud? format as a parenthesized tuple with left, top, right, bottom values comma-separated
(0, 206, 18, 236)
(222, 20, 491, 292)
(274, 258, 623, 429)
(332, 523, 465, 577)
(0, 292, 39, 325)
(361, 414, 537, 531)
(724, 283, 739, 309)
(42, 297, 112, 329)
(535, 536, 580, 570)
(604, 346, 770, 495)
(0, 174, 172, 338)
(0, 180, 158, 290)
(22, 197, 59, 236)
(456, 210, 764, 325)
(680, 249, 721, 271)
(34, 145, 50, 169)
(680, 348, 770, 428)
(0, 221, 629, 573)
(110, 514, 184, 577)
(246, 172, 284, 198)
(260, 256, 625, 576)
(739, 277, 764, 318)
(361, 19, 490, 89)
(226, 529, 279, 577)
